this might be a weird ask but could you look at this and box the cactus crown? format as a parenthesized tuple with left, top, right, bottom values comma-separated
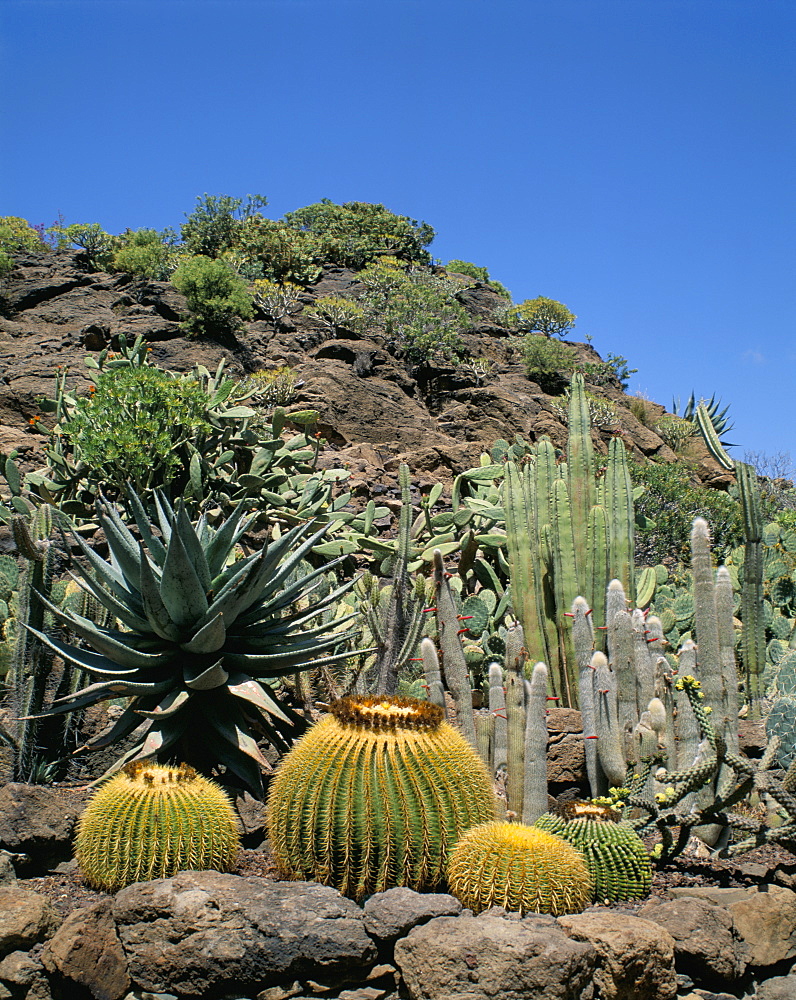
(331, 695, 443, 731)
(556, 799, 620, 823)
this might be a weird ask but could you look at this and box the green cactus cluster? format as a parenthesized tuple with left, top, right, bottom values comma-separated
(267, 696, 497, 901)
(75, 761, 240, 891)
(446, 820, 593, 916)
(535, 801, 652, 903)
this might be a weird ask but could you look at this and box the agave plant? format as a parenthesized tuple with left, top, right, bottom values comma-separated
(24, 489, 360, 796)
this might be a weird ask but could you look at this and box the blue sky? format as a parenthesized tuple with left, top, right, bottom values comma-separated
(2, 0, 794, 469)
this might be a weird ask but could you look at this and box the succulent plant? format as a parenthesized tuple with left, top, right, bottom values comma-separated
(535, 801, 652, 903)
(75, 761, 240, 891)
(25, 489, 360, 796)
(267, 695, 497, 901)
(446, 821, 593, 916)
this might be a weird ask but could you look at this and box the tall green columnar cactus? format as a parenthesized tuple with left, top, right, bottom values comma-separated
(503, 376, 636, 708)
(433, 549, 477, 747)
(8, 507, 69, 781)
(736, 461, 765, 719)
(715, 566, 740, 757)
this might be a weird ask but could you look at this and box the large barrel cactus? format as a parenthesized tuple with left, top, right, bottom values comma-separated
(75, 761, 240, 891)
(535, 801, 652, 903)
(267, 695, 497, 901)
(446, 821, 593, 916)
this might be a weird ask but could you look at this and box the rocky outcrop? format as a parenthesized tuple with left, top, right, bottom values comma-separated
(0, 249, 730, 496)
(0, 784, 88, 873)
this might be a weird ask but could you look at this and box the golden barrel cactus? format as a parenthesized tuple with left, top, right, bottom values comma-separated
(267, 696, 497, 901)
(75, 762, 240, 891)
(447, 821, 593, 916)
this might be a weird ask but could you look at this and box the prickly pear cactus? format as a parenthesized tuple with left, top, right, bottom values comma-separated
(75, 762, 240, 891)
(766, 697, 796, 769)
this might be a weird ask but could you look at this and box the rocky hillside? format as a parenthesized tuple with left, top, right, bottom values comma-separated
(0, 248, 731, 500)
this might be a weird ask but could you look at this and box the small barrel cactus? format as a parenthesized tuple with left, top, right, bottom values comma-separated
(446, 821, 593, 916)
(267, 695, 497, 901)
(535, 801, 652, 903)
(75, 762, 240, 891)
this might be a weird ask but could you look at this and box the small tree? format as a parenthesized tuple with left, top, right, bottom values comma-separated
(181, 193, 268, 258)
(510, 296, 576, 339)
(171, 255, 254, 335)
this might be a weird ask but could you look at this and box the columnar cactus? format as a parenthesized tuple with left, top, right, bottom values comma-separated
(75, 762, 240, 891)
(267, 696, 497, 901)
(446, 821, 592, 916)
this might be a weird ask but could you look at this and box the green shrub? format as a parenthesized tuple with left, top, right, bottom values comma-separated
(0, 251, 13, 277)
(113, 228, 178, 280)
(61, 366, 213, 493)
(654, 415, 697, 454)
(284, 199, 435, 268)
(308, 294, 365, 333)
(359, 259, 467, 365)
(251, 278, 304, 321)
(577, 353, 637, 390)
(233, 217, 323, 283)
(180, 193, 268, 257)
(506, 296, 576, 339)
(631, 460, 744, 564)
(446, 259, 511, 299)
(518, 334, 577, 392)
(171, 255, 254, 334)
(0, 216, 47, 254)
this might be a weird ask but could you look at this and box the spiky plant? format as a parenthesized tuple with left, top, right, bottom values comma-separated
(24, 490, 360, 796)
(75, 761, 240, 891)
(535, 801, 652, 903)
(446, 821, 593, 916)
(267, 695, 497, 901)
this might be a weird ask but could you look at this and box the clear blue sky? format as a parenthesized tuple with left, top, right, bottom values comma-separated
(2, 1, 794, 468)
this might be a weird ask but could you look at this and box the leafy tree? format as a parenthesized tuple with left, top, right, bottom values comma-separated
(232, 217, 323, 283)
(445, 259, 511, 299)
(181, 193, 268, 257)
(46, 222, 116, 269)
(284, 199, 435, 267)
(509, 296, 576, 339)
(171, 255, 254, 334)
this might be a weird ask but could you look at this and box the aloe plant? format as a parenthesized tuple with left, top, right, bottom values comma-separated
(24, 489, 360, 796)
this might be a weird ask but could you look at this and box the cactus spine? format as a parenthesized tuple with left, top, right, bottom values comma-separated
(523, 662, 550, 824)
(75, 762, 240, 891)
(267, 696, 497, 901)
(736, 461, 765, 718)
(433, 549, 477, 747)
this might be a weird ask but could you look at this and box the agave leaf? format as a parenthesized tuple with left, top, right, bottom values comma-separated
(173, 501, 212, 592)
(204, 500, 254, 578)
(242, 523, 330, 613)
(179, 610, 226, 654)
(19, 623, 162, 679)
(159, 528, 209, 628)
(240, 553, 347, 625)
(195, 728, 269, 796)
(232, 646, 367, 679)
(31, 592, 173, 669)
(66, 568, 152, 633)
(130, 713, 190, 761)
(153, 490, 175, 544)
(200, 697, 271, 768)
(235, 579, 358, 637)
(138, 544, 185, 642)
(71, 530, 146, 615)
(26, 675, 175, 716)
(97, 500, 145, 583)
(183, 657, 229, 691)
(226, 673, 293, 723)
(134, 688, 191, 719)
(236, 614, 359, 651)
(224, 630, 357, 669)
(74, 698, 158, 750)
(124, 485, 167, 566)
